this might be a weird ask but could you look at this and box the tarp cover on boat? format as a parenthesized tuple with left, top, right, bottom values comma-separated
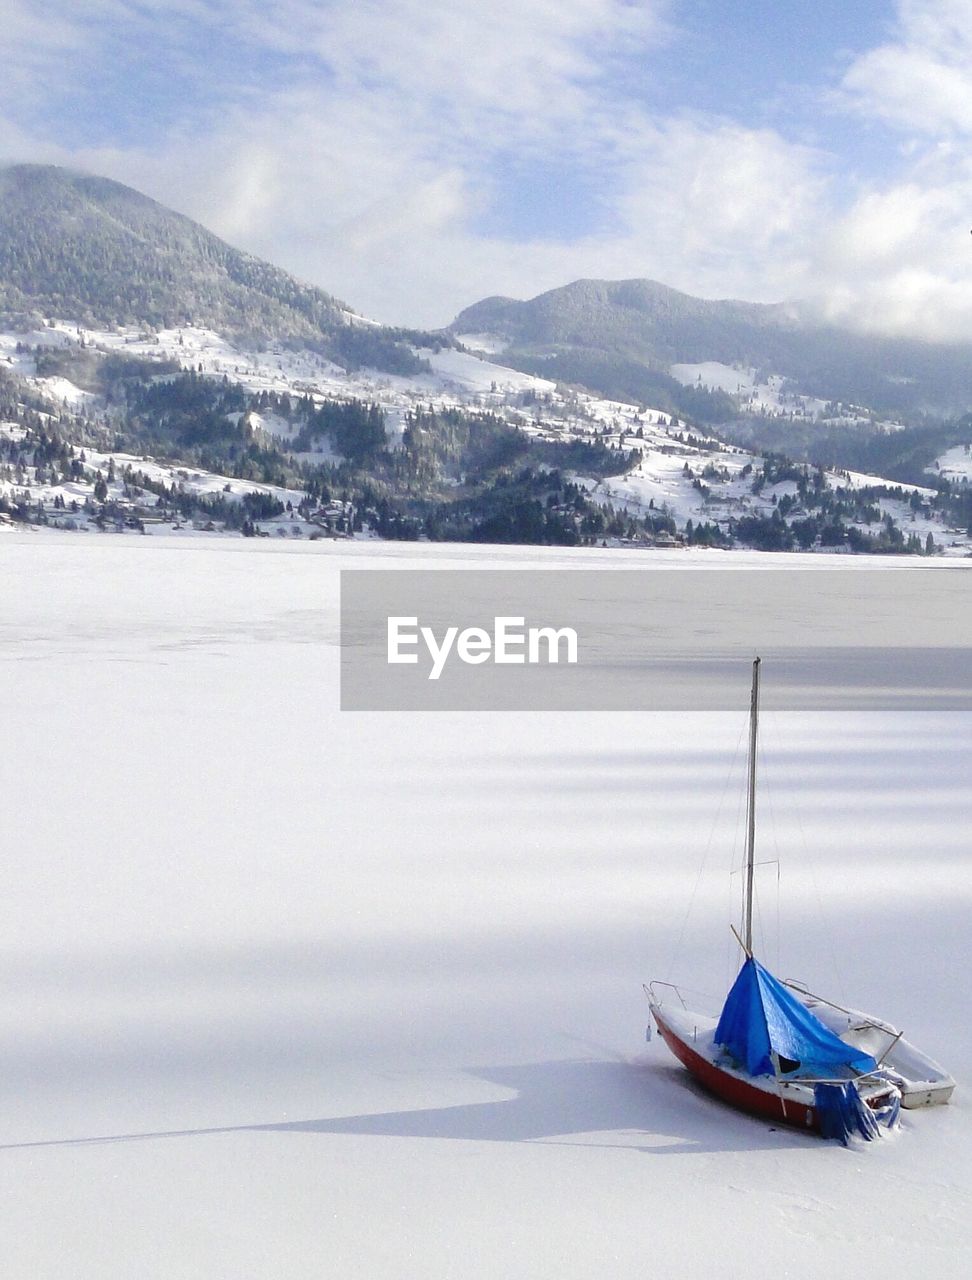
(715, 957, 878, 1079)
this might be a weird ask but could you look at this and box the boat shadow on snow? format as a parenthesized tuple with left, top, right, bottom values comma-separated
(259, 1059, 825, 1154)
(0, 1058, 827, 1155)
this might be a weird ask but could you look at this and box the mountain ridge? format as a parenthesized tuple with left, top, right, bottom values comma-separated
(7, 163, 972, 426)
(449, 276, 972, 424)
(453, 277, 792, 356)
(0, 164, 432, 374)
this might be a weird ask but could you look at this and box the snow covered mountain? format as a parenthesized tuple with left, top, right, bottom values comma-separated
(1, 165, 970, 553)
(450, 277, 972, 430)
(0, 164, 426, 374)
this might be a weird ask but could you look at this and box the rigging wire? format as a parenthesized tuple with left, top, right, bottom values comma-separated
(666, 713, 748, 996)
(754, 720, 783, 970)
(761, 709, 847, 1002)
(725, 746, 749, 993)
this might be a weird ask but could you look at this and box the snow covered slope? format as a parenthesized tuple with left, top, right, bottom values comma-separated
(670, 360, 903, 431)
(1, 534, 970, 1278)
(3, 319, 970, 553)
(930, 444, 972, 485)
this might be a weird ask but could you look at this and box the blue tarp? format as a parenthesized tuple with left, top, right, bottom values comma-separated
(814, 1082, 893, 1143)
(714, 956, 878, 1079)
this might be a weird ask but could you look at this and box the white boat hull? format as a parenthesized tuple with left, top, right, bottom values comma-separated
(793, 991, 955, 1108)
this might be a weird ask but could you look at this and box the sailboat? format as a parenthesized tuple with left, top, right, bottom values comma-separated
(647, 657, 954, 1142)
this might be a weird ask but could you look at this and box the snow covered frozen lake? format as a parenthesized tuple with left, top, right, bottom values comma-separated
(1, 533, 971, 1277)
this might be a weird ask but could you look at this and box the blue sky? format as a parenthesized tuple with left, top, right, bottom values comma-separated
(2, 0, 972, 336)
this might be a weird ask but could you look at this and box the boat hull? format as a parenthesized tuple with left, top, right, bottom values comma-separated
(651, 1003, 819, 1131)
(790, 990, 956, 1109)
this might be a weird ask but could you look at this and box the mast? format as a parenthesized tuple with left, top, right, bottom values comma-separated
(742, 656, 761, 956)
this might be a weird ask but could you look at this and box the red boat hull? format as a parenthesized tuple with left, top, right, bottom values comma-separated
(652, 1006, 819, 1131)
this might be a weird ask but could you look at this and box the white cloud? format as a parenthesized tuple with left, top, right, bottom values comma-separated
(0, 0, 92, 55)
(841, 0, 972, 134)
(795, 2, 972, 337)
(0, 1, 235, 112)
(803, 165, 972, 339)
(821, 182, 960, 266)
(232, 0, 662, 133)
(0, 0, 94, 101)
(608, 119, 826, 299)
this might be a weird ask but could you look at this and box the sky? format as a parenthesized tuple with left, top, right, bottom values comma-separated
(3, 0, 972, 336)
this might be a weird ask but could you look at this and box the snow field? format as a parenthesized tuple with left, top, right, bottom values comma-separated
(932, 444, 972, 484)
(1, 535, 970, 1278)
(670, 360, 905, 430)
